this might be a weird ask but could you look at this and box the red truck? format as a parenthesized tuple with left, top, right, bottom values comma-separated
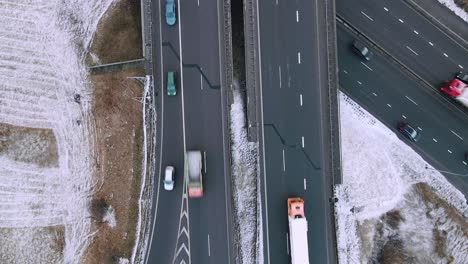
(440, 72, 468, 107)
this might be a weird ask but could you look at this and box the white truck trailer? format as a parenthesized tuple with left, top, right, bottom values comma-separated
(186, 150, 203, 198)
(287, 197, 310, 264)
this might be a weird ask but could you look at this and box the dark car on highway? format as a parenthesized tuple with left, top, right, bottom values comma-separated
(398, 123, 421, 142)
(352, 40, 373, 61)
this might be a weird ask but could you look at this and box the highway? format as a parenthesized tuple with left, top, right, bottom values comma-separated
(337, 0, 468, 88)
(336, 22, 468, 194)
(256, 0, 338, 263)
(145, 0, 233, 263)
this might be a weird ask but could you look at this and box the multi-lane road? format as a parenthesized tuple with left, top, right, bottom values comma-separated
(336, 0, 468, 194)
(256, 0, 338, 263)
(146, 0, 233, 263)
(143, 0, 468, 263)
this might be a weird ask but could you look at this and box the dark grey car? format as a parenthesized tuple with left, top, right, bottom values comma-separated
(398, 123, 421, 142)
(352, 40, 373, 61)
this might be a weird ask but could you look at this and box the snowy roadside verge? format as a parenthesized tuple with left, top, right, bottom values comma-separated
(230, 84, 259, 264)
(437, 0, 468, 22)
(335, 92, 467, 263)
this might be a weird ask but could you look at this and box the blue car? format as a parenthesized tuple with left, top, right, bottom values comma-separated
(165, 0, 176, 26)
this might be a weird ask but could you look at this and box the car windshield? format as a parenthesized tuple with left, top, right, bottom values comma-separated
(164, 180, 172, 184)
(362, 47, 369, 56)
(166, 5, 173, 15)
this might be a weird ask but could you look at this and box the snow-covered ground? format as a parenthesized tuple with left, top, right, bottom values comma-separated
(0, 0, 114, 262)
(230, 85, 259, 264)
(437, 0, 468, 22)
(335, 93, 468, 263)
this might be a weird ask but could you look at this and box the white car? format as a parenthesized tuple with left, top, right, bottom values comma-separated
(164, 166, 175, 191)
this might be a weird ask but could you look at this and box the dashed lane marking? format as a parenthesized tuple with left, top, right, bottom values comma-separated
(433, 138, 438, 143)
(361, 11, 374, 21)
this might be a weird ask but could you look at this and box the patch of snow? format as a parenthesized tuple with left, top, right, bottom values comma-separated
(103, 206, 116, 228)
(335, 93, 467, 264)
(119, 258, 130, 264)
(230, 83, 259, 264)
(437, 0, 468, 22)
(0, 0, 115, 262)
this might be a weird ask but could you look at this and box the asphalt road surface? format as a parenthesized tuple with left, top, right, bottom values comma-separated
(337, 23, 468, 195)
(145, 0, 232, 263)
(257, 0, 337, 263)
(337, 0, 468, 87)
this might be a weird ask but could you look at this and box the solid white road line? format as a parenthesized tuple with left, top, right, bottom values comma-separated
(256, 0, 271, 260)
(282, 149, 286, 171)
(297, 52, 301, 64)
(405, 96, 418, 106)
(360, 61, 374, 71)
(450, 130, 464, 141)
(406, 46, 419, 55)
(300, 94, 303, 106)
(207, 234, 211, 256)
(360, 11, 374, 21)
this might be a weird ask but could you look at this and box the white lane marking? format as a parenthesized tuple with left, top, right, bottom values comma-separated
(300, 94, 303, 106)
(384, 7, 389, 11)
(417, 127, 422, 131)
(399, 18, 404, 23)
(413, 30, 419, 35)
(357, 81, 362, 85)
(450, 130, 464, 141)
(200, 74, 203, 89)
(447, 149, 452, 154)
(282, 149, 286, 171)
(405, 95, 418, 106)
(459, 65, 464, 69)
(198, 0, 200, 6)
(406, 46, 419, 56)
(372, 92, 377, 96)
(279, 66, 282, 88)
(301, 136, 305, 148)
(361, 11, 374, 21)
(402, 115, 407, 119)
(297, 52, 301, 64)
(203, 151, 207, 174)
(433, 138, 438, 143)
(443, 53, 448, 57)
(207, 234, 211, 256)
(429, 41, 434, 46)
(463, 161, 467, 166)
(303, 178, 307, 190)
(286, 233, 290, 255)
(387, 103, 392, 108)
(360, 61, 374, 71)
(343, 70, 348, 74)
(296, 10, 299, 22)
